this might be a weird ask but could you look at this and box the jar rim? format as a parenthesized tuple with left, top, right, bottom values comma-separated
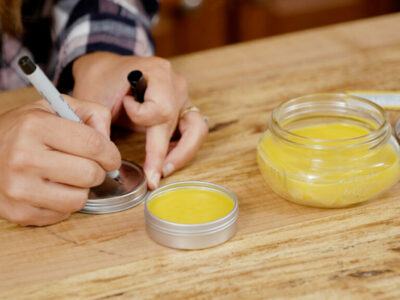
(270, 93, 390, 148)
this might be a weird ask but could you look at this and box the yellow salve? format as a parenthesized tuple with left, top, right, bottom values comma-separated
(148, 189, 235, 224)
(257, 122, 400, 208)
(293, 122, 371, 139)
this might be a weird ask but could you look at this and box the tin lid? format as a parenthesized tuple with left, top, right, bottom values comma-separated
(80, 160, 147, 214)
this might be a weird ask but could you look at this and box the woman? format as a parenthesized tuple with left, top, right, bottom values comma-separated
(0, 0, 208, 226)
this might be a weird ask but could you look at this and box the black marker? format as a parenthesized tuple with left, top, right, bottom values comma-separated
(127, 70, 146, 103)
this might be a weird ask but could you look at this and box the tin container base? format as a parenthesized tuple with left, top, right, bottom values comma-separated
(146, 222, 238, 250)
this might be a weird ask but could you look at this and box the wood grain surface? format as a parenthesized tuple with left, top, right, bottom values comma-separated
(1, 13, 400, 299)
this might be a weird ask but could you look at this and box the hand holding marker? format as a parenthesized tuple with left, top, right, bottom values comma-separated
(18, 56, 121, 183)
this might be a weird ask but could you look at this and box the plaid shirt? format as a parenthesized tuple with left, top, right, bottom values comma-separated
(0, 0, 158, 92)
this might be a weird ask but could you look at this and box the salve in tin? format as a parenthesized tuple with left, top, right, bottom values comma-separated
(148, 188, 234, 224)
(145, 181, 238, 249)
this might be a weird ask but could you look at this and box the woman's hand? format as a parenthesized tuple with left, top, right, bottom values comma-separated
(0, 96, 121, 226)
(72, 52, 208, 189)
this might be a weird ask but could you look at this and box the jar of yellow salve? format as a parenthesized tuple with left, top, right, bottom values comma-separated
(257, 94, 400, 208)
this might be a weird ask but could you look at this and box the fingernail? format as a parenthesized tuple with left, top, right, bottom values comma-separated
(162, 163, 175, 178)
(148, 171, 160, 189)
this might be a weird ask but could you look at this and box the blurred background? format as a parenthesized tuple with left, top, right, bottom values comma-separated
(151, 0, 400, 57)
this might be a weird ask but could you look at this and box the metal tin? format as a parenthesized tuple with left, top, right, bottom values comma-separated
(80, 160, 147, 214)
(145, 181, 239, 250)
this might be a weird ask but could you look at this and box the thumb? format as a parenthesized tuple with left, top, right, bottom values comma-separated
(61, 94, 112, 138)
(122, 95, 166, 127)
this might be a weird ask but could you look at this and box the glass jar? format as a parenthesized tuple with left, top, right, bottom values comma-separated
(257, 94, 400, 208)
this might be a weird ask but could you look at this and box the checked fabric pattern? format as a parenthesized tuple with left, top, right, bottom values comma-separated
(0, 0, 159, 92)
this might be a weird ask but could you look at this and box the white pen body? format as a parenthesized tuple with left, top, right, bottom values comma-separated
(26, 66, 82, 122)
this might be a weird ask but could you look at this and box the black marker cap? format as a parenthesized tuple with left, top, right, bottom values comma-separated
(127, 70, 146, 103)
(128, 70, 143, 85)
(18, 56, 36, 75)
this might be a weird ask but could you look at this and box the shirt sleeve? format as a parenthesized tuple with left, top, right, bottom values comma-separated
(52, 0, 159, 92)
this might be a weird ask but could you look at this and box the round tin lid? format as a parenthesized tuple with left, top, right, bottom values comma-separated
(80, 160, 147, 214)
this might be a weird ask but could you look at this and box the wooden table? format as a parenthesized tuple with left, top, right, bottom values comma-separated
(2, 13, 400, 299)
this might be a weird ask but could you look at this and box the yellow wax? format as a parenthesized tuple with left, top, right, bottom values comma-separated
(292, 122, 371, 139)
(148, 189, 235, 224)
(257, 122, 400, 208)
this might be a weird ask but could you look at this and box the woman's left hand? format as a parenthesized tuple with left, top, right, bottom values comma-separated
(72, 52, 208, 189)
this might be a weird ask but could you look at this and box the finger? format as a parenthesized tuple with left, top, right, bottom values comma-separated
(122, 70, 188, 128)
(1, 199, 70, 227)
(144, 124, 171, 189)
(162, 112, 208, 177)
(63, 95, 112, 138)
(122, 65, 182, 126)
(7, 176, 89, 214)
(33, 180, 89, 214)
(38, 150, 106, 188)
(122, 95, 173, 127)
(41, 114, 121, 172)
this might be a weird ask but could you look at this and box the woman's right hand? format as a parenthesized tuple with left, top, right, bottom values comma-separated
(0, 96, 121, 226)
